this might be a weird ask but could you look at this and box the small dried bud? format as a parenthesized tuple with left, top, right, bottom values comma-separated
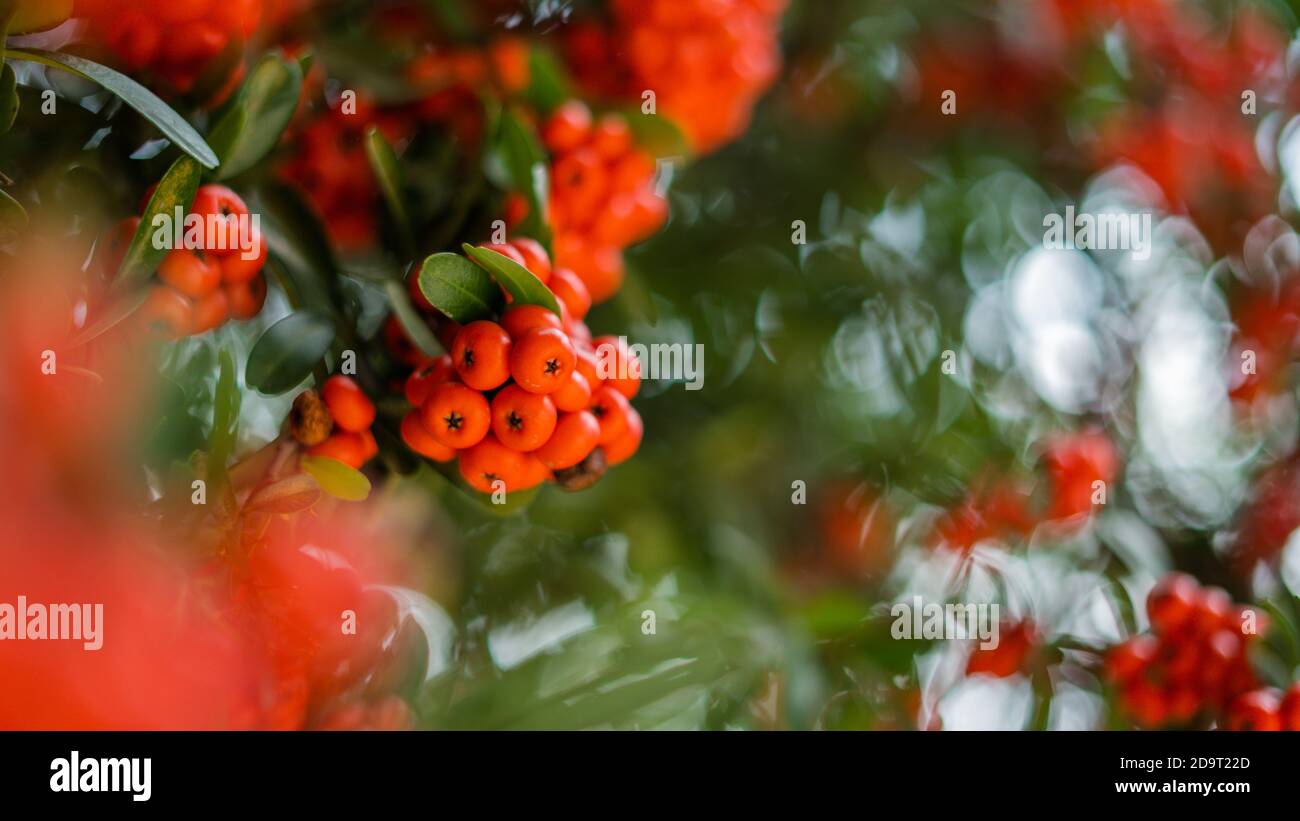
(554, 446, 607, 491)
(290, 389, 333, 446)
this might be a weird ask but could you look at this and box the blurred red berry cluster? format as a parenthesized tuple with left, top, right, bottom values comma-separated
(538, 101, 668, 303)
(933, 429, 1120, 552)
(76, 0, 261, 103)
(564, 0, 787, 153)
(1105, 573, 1272, 728)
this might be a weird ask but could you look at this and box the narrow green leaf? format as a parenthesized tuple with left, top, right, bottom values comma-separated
(462, 243, 561, 315)
(207, 349, 241, 494)
(254, 183, 347, 322)
(112, 155, 202, 290)
(294, 50, 315, 77)
(245, 312, 335, 395)
(622, 109, 689, 160)
(210, 53, 304, 180)
(493, 109, 551, 246)
(523, 46, 574, 114)
(364, 125, 414, 254)
(300, 455, 371, 502)
(384, 278, 441, 357)
(0, 63, 17, 135)
(5, 48, 219, 168)
(417, 252, 502, 323)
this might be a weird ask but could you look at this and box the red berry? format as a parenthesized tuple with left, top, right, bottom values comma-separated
(1105, 635, 1158, 684)
(1146, 572, 1199, 636)
(321, 375, 375, 434)
(510, 327, 576, 395)
(533, 410, 600, 470)
(510, 237, 552, 283)
(1279, 683, 1300, 730)
(400, 411, 456, 462)
(490, 384, 558, 452)
(1223, 689, 1282, 731)
(452, 321, 513, 391)
(404, 354, 456, 407)
(501, 304, 563, 340)
(422, 382, 491, 450)
(602, 406, 643, 466)
(1192, 587, 1233, 635)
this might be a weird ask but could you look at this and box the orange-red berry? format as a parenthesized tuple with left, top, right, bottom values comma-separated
(307, 431, 370, 470)
(458, 433, 529, 494)
(589, 385, 631, 445)
(548, 266, 592, 320)
(400, 410, 457, 462)
(510, 237, 552, 283)
(452, 320, 513, 391)
(552, 369, 592, 413)
(322, 375, 375, 433)
(158, 248, 221, 299)
(490, 384, 558, 452)
(602, 406, 643, 466)
(421, 382, 490, 449)
(404, 354, 456, 407)
(501, 304, 563, 340)
(510, 327, 576, 395)
(534, 410, 600, 470)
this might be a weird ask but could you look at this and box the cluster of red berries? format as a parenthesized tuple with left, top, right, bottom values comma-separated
(1218, 684, 1300, 731)
(1226, 275, 1300, 406)
(75, 0, 260, 102)
(294, 375, 379, 471)
(527, 101, 668, 304)
(966, 619, 1038, 678)
(1229, 453, 1300, 575)
(281, 20, 534, 252)
(96, 184, 268, 339)
(1105, 573, 1267, 728)
(279, 97, 417, 251)
(563, 0, 787, 154)
(398, 240, 643, 493)
(933, 429, 1119, 551)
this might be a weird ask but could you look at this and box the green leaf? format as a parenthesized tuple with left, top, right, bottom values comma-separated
(209, 53, 304, 180)
(491, 108, 551, 246)
(523, 46, 574, 114)
(253, 183, 347, 322)
(364, 125, 414, 254)
(294, 50, 315, 77)
(0, 62, 17, 135)
(622, 108, 689, 160)
(462, 243, 561, 315)
(5, 48, 219, 168)
(245, 312, 335, 395)
(112, 155, 202, 290)
(417, 252, 503, 323)
(300, 455, 371, 502)
(207, 349, 241, 495)
(384, 278, 441, 357)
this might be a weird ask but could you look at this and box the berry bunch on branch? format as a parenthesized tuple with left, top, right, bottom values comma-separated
(0, 0, 787, 729)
